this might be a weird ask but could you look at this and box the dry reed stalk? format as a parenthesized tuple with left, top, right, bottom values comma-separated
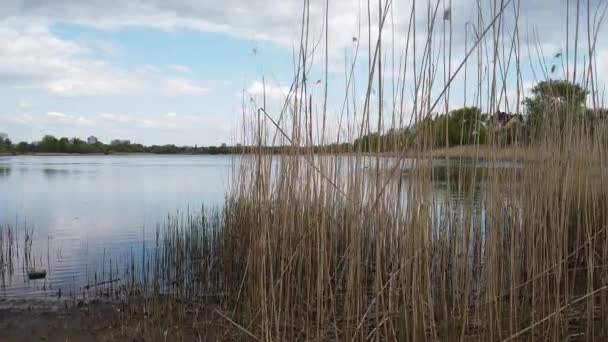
(81, 0, 608, 340)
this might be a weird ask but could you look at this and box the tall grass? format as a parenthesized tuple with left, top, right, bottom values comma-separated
(215, 0, 608, 340)
(18, 0, 601, 340)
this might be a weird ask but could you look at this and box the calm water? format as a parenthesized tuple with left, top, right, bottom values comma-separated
(0, 155, 234, 299)
(0, 154, 517, 300)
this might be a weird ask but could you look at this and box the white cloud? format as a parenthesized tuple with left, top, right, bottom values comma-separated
(98, 113, 133, 124)
(0, 18, 210, 98)
(45, 74, 141, 97)
(169, 65, 192, 74)
(3, 111, 94, 127)
(96, 112, 229, 135)
(137, 65, 161, 74)
(247, 81, 290, 100)
(0, 18, 144, 96)
(0, 1, 604, 70)
(163, 78, 209, 96)
(1, 0, 607, 145)
(47, 111, 67, 118)
(12, 1, 599, 61)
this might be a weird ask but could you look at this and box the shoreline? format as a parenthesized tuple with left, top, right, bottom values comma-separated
(1, 146, 601, 163)
(0, 297, 223, 341)
(0, 152, 233, 157)
(0, 146, 530, 159)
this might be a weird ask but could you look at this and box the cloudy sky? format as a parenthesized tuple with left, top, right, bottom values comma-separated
(1, 0, 606, 146)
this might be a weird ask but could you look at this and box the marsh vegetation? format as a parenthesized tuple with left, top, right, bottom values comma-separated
(3, 0, 608, 341)
(98, 0, 608, 340)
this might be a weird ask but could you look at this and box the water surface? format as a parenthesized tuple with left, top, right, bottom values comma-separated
(0, 155, 234, 299)
(0, 154, 519, 300)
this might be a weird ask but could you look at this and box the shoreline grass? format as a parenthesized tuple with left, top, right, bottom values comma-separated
(2, 0, 608, 340)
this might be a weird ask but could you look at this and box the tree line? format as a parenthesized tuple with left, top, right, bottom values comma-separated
(0, 136, 242, 155)
(352, 80, 608, 152)
(2, 80, 605, 155)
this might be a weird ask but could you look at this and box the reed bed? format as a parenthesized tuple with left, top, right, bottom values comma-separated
(201, 0, 608, 340)
(1, 224, 37, 288)
(4, 0, 608, 340)
(106, 0, 608, 340)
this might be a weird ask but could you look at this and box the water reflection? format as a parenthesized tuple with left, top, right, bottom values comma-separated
(42, 168, 71, 178)
(0, 167, 10, 179)
(0, 155, 234, 299)
(0, 155, 522, 300)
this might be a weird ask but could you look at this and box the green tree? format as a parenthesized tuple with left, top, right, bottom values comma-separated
(523, 80, 588, 137)
(58, 137, 70, 153)
(433, 107, 487, 147)
(0, 137, 11, 153)
(16, 142, 30, 154)
(40, 135, 58, 152)
(353, 129, 413, 152)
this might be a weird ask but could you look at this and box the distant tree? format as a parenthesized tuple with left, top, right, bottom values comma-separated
(6, 134, 243, 155)
(0, 137, 10, 152)
(16, 142, 30, 154)
(524, 80, 588, 137)
(433, 107, 487, 147)
(40, 135, 58, 152)
(70, 138, 90, 153)
(58, 137, 69, 153)
(353, 128, 413, 152)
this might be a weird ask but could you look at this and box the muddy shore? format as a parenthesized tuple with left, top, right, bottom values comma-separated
(0, 299, 226, 341)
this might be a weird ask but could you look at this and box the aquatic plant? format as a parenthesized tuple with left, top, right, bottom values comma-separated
(6, 1, 603, 341)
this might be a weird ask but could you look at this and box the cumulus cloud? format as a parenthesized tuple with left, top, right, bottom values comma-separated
(137, 65, 162, 74)
(246, 81, 290, 100)
(163, 78, 209, 96)
(169, 65, 192, 74)
(1, 0, 606, 144)
(98, 112, 211, 130)
(2, 111, 94, 127)
(1, 110, 231, 144)
(18, 100, 31, 108)
(0, 18, 210, 97)
(0, 18, 143, 96)
(47, 111, 67, 118)
(1, 1, 605, 94)
(2, 0, 602, 59)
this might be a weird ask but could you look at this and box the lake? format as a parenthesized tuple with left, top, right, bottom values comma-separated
(0, 154, 511, 300)
(0, 155, 235, 299)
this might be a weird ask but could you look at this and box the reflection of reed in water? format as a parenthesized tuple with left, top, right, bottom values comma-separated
(0, 166, 10, 178)
(0, 224, 49, 293)
(0, 224, 15, 288)
(42, 168, 71, 178)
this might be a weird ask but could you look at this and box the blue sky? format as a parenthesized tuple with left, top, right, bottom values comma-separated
(0, 20, 297, 146)
(0, 0, 606, 146)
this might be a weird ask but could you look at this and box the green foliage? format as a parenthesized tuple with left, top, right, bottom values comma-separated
(353, 128, 414, 152)
(2, 135, 242, 155)
(352, 107, 487, 152)
(432, 107, 487, 147)
(524, 80, 588, 137)
(0, 137, 12, 153)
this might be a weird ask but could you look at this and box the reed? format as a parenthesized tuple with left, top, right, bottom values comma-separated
(56, 0, 608, 340)
(207, 0, 608, 340)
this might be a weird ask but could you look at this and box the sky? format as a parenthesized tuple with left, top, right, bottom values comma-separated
(0, 0, 607, 146)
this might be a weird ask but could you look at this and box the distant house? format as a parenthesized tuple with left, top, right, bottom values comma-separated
(493, 111, 523, 128)
(87, 136, 99, 144)
(0, 132, 8, 141)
